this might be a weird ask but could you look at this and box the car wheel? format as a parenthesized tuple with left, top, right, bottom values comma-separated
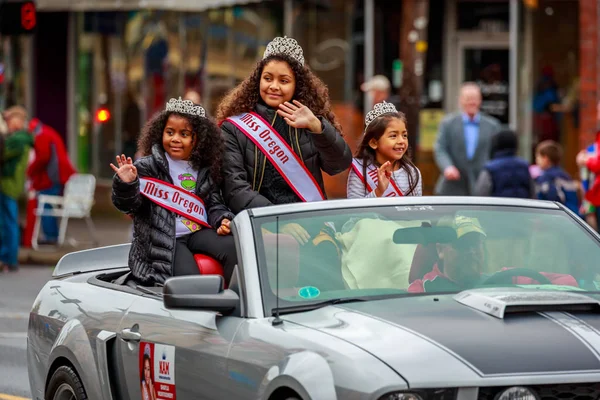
(46, 365, 88, 400)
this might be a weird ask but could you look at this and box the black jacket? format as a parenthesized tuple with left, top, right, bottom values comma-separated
(220, 103, 352, 213)
(112, 144, 234, 285)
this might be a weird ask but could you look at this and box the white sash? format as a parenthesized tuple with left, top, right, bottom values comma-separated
(139, 177, 211, 228)
(351, 158, 404, 197)
(226, 112, 325, 202)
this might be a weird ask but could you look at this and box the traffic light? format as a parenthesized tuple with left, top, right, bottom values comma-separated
(523, 0, 538, 9)
(95, 107, 111, 123)
(0, 1, 37, 35)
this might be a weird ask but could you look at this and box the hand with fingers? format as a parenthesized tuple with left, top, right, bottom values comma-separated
(110, 154, 138, 183)
(277, 100, 323, 133)
(280, 222, 311, 245)
(374, 161, 393, 197)
(217, 218, 232, 236)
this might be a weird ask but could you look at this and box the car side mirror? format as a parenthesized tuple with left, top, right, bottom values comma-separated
(163, 275, 239, 313)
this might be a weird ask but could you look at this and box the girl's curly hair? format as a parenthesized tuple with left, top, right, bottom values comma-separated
(137, 110, 224, 183)
(216, 54, 343, 134)
(355, 112, 420, 196)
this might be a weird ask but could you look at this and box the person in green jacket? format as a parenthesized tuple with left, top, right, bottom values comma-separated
(1, 106, 34, 272)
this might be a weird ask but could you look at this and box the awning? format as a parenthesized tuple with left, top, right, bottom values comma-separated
(35, 0, 262, 11)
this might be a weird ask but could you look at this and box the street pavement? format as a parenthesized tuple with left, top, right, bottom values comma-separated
(19, 214, 132, 265)
(0, 214, 132, 399)
(0, 266, 54, 399)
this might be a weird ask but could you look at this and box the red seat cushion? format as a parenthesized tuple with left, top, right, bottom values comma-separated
(409, 243, 439, 283)
(193, 254, 227, 288)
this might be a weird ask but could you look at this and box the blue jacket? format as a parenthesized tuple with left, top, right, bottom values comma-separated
(535, 166, 579, 213)
(484, 150, 532, 199)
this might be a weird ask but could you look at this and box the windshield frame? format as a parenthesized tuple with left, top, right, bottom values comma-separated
(249, 203, 600, 317)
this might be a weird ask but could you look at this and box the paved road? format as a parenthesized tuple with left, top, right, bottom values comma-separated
(0, 267, 53, 399)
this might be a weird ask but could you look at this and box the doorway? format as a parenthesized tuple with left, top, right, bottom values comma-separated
(444, 0, 511, 126)
(457, 39, 510, 126)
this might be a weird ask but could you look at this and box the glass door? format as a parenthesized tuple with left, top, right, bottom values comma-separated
(457, 41, 510, 126)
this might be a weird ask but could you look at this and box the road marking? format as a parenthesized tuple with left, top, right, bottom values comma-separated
(0, 394, 30, 400)
(0, 312, 29, 320)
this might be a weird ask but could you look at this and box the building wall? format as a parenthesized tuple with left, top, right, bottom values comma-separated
(579, 0, 600, 148)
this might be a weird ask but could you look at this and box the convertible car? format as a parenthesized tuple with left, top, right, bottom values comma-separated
(28, 197, 600, 400)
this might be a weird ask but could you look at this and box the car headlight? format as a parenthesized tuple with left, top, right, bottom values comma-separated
(495, 387, 539, 400)
(381, 390, 457, 400)
(383, 393, 424, 400)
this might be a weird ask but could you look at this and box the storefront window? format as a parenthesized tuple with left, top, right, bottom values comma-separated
(291, 0, 353, 104)
(75, 6, 281, 181)
(463, 48, 510, 124)
(0, 35, 32, 110)
(457, 1, 509, 32)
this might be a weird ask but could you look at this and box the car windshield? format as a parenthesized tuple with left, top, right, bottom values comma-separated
(251, 204, 600, 315)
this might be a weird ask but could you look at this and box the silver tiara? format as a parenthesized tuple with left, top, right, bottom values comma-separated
(165, 97, 206, 118)
(364, 101, 398, 128)
(263, 36, 305, 66)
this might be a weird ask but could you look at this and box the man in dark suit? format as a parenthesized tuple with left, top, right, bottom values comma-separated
(434, 82, 501, 196)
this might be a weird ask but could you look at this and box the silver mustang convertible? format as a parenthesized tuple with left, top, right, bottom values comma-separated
(28, 197, 600, 400)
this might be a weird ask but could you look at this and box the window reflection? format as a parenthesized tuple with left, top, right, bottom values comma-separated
(75, 5, 281, 180)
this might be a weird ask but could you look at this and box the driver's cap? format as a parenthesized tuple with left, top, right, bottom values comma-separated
(453, 215, 486, 239)
(439, 215, 487, 239)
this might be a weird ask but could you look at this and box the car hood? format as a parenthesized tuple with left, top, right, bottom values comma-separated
(282, 288, 600, 387)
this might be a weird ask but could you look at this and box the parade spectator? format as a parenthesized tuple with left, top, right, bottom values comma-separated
(1, 106, 34, 271)
(433, 82, 501, 196)
(27, 117, 76, 244)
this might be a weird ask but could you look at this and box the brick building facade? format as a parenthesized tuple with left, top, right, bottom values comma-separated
(579, 0, 600, 148)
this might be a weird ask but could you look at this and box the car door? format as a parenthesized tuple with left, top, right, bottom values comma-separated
(114, 293, 244, 400)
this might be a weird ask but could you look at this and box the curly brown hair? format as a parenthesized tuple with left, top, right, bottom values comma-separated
(216, 54, 343, 134)
(355, 113, 420, 196)
(137, 110, 224, 183)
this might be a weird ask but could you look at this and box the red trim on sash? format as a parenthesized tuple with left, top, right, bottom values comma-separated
(139, 176, 211, 228)
(226, 112, 325, 202)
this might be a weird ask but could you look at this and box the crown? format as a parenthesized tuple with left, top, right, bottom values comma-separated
(263, 36, 305, 66)
(364, 101, 398, 129)
(165, 97, 206, 118)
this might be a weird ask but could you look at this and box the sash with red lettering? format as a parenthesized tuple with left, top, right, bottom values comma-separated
(351, 158, 404, 197)
(225, 112, 325, 202)
(139, 177, 211, 228)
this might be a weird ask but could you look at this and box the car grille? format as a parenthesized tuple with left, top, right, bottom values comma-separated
(478, 383, 600, 400)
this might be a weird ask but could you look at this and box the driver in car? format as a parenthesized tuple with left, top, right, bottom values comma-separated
(408, 215, 578, 293)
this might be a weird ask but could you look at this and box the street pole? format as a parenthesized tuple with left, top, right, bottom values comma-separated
(364, 0, 374, 116)
(399, 0, 430, 163)
(509, 0, 518, 131)
(284, 0, 293, 37)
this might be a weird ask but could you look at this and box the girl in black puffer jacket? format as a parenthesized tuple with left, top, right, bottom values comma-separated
(111, 98, 236, 286)
(216, 36, 351, 244)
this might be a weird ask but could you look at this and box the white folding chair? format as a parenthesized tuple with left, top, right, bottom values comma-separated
(31, 174, 99, 250)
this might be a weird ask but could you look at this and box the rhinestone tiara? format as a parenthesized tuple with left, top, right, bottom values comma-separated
(263, 36, 305, 66)
(165, 97, 206, 118)
(364, 101, 398, 129)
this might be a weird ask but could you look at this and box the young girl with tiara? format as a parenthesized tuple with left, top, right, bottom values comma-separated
(216, 36, 351, 244)
(348, 101, 422, 198)
(111, 97, 237, 286)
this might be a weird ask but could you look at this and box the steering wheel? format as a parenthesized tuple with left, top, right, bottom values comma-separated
(479, 268, 552, 286)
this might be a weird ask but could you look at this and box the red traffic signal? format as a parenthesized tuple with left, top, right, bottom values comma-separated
(95, 107, 111, 123)
(0, 1, 36, 35)
(21, 2, 36, 31)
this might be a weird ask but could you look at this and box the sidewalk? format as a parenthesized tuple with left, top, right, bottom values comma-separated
(18, 215, 132, 266)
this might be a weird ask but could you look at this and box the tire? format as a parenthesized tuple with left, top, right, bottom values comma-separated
(46, 365, 88, 400)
